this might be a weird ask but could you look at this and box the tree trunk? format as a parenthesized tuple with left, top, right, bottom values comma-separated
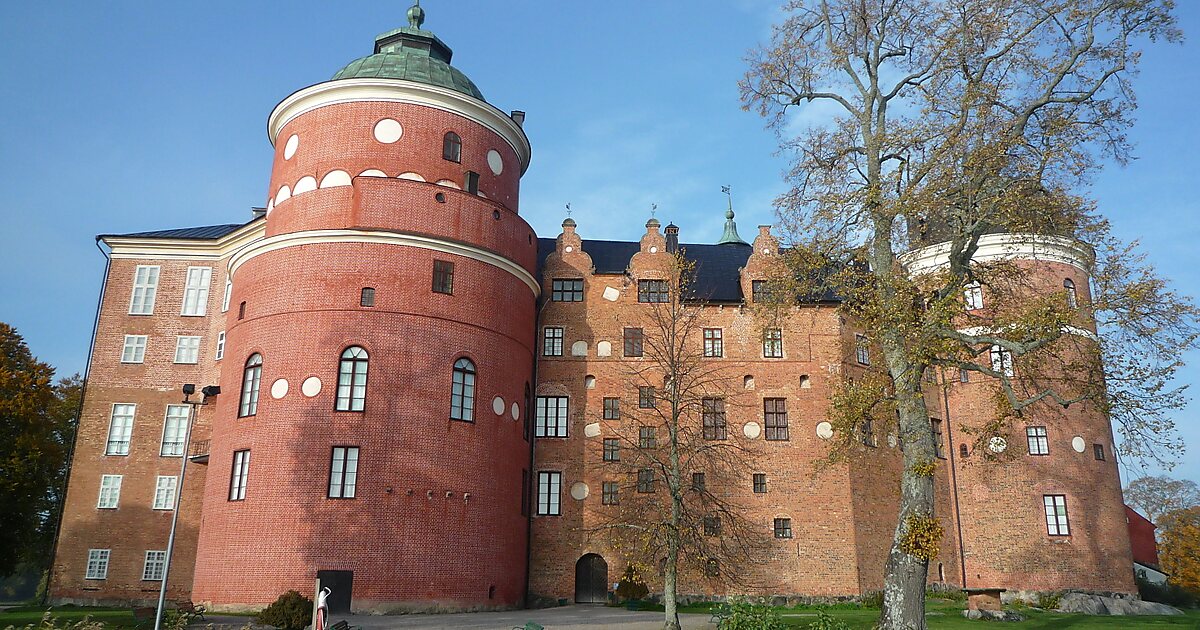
(878, 393, 936, 630)
(663, 537, 680, 630)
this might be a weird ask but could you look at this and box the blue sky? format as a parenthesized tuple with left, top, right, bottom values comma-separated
(0, 1, 1196, 485)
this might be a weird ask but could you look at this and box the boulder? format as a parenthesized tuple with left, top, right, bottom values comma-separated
(961, 609, 1026, 621)
(1056, 592, 1182, 616)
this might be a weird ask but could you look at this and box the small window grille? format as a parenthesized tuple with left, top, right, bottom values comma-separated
(360, 287, 375, 307)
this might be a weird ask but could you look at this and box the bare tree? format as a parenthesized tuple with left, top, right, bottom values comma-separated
(586, 253, 766, 630)
(1125, 476, 1200, 527)
(742, 1, 1195, 628)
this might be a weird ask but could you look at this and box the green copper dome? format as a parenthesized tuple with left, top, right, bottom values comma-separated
(332, 3, 485, 102)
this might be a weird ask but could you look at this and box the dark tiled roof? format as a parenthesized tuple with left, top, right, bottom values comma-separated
(102, 223, 249, 240)
(537, 238, 756, 303)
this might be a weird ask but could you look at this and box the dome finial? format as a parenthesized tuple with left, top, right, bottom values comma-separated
(717, 185, 748, 245)
(407, 1, 425, 29)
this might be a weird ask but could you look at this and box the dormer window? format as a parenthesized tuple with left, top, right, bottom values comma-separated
(443, 131, 462, 163)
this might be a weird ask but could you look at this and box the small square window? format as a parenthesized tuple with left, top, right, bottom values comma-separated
(703, 328, 723, 358)
(603, 397, 620, 420)
(1026, 426, 1049, 456)
(623, 328, 644, 357)
(85, 549, 110, 580)
(360, 287, 376, 307)
(959, 368, 970, 383)
(1093, 444, 1106, 461)
(602, 481, 619, 505)
(753, 473, 767, 494)
(551, 278, 584, 302)
(543, 327, 564, 357)
(638, 386, 656, 409)
(964, 282, 984, 310)
(142, 550, 166, 581)
(97, 475, 122, 509)
(433, 261, 455, 295)
(639, 426, 656, 449)
(774, 517, 793, 539)
(173, 336, 201, 364)
(637, 469, 655, 493)
(991, 345, 1015, 377)
(238, 301, 246, 320)
(152, 476, 178, 510)
(637, 279, 669, 303)
(692, 472, 706, 492)
(121, 335, 147, 363)
(751, 280, 768, 303)
(603, 438, 620, 461)
(703, 515, 721, 537)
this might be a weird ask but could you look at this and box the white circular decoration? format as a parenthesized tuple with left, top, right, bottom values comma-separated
(1071, 436, 1086, 453)
(988, 436, 1008, 453)
(301, 376, 322, 398)
(564, 246, 574, 253)
(274, 185, 291, 205)
(570, 482, 589, 501)
(319, 170, 352, 188)
(293, 176, 317, 195)
(816, 422, 834, 440)
(487, 149, 504, 175)
(584, 423, 601, 438)
(743, 422, 762, 439)
(887, 433, 898, 448)
(373, 118, 403, 143)
(492, 396, 505, 416)
(270, 379, 289, 399)
(397, 171, 425, 181)
(650, 246, 658, 253)
(283, 134, 299, 160)
(359, 169, 387, 177)
(511, 402, 520, 420)
(435, 179, 461, 189)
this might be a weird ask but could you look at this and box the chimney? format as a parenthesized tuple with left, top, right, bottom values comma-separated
(665, 223, 680, 253)
(510, 110, 526, 128)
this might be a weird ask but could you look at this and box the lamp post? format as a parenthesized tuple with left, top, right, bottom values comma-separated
(154, 384, 219, 630)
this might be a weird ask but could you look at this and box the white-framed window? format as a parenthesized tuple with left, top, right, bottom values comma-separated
(97, 474, 122, 509)
(85, 549, 110, 579)
(230, 449, 250, 500)
(535, 396, 569, 438)
(543, 326, 564, 357)
(703, 328, 723, 358)
(222, 278, 232, 312)
(855, 334, 870, 365)
(174, 336, 201, 364)
(239, 355, 262, 417)
(1044, 494, 1070, 536)
(121, 335, 147, 363)
(142, 550, 166, 581)
(449, 358, 475, 421)
(1064, 278, 1078, 309)
(964, 281, 984, 310)
(129, 265, 160, 315)
(152, 476, 178, 510)
(990, 345, 1014, 377)
(335, 347, 369, 412)
(537, 471, 562, 516)
(161, 405, 189, 457)
(105, 404, 135, 455)
(329, 446, 359, 499)
(1026, 426, 1049, 455)
(215, 331, 225, 361)
(181, 266, 213, 316)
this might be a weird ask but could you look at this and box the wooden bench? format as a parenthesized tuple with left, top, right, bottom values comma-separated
(177, 601, 206, 621)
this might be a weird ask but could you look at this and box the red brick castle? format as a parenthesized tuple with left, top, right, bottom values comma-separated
(50, 5, 1135, 611)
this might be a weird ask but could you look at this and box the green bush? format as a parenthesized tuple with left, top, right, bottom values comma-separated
(858, 591, 883, 608)
(1137, 573, 1199, 609)
(255, 590, 314, 630)
(1038, 591, 1063, 610)
(806, 610, 851, 630)
(715, 598, 786, 630)
(614, 566, 648, 602)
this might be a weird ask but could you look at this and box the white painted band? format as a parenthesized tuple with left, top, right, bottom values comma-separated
(228, 228, 540, 297)
(903, 233, 1094, 275)
(267, 78, 531, 175)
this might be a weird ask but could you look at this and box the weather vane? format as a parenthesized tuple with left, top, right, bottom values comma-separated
(651, 203, 657, 218)
(565, 202, 572, 218)
(722, 185, 733, 212)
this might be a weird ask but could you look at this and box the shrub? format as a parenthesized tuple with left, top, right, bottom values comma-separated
(255, 590, 314, 630)
(1137, 573, 1199, 609)
(1038, 591, 1063, 610)
(806, 610, 850, 630)
(859, 591, 884, 608)
(715, 598, 786, 630)
(614, 566, 648, 602)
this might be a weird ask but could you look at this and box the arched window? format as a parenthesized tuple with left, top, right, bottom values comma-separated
(1064, 278, 1078, 309)
(963, 281, 984, 310)
(336, 346, 369, 411)
(450, 358, 476, 421)
(443, 131, 462, 163)
(239, 353, 263, 417)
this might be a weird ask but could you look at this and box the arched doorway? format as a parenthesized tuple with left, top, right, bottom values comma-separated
(574, 553, 608, 603)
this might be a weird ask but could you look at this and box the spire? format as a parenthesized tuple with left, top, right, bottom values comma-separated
(716, 186, 748, 245)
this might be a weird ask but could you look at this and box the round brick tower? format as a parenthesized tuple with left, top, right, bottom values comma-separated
(192, 4, 537, 611)
(906, 233, 1135, 595)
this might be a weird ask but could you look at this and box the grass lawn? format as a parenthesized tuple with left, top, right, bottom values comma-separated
(0, 606, 139, 628)
(633, 598, 1200, 628)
